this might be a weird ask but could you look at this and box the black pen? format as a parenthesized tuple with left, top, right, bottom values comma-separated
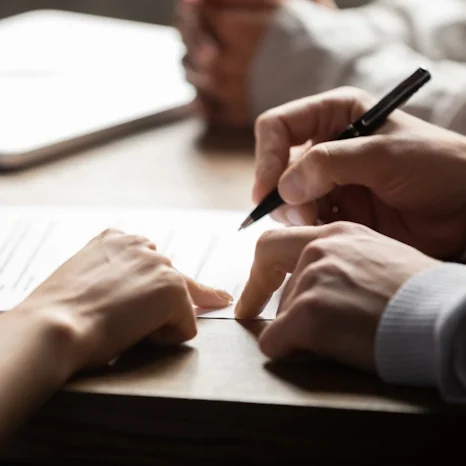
(238, 67, 431, 231)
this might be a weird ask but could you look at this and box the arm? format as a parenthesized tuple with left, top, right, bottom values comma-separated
(0, 310, 77, 441)
(236, 221, 466, 405)
(240, 87, 466, 402)
(251, 0, 466, 133)
(0, 229, 231, 443)
(376, 262, 466, 404)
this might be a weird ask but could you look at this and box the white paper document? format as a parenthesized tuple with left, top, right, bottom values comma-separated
(0, 207, 284, 319)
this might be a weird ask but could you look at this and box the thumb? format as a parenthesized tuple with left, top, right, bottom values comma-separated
(277, 136, 395, 205)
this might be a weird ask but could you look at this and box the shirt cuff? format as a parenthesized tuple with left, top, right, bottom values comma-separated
(375, 263, 466, 391)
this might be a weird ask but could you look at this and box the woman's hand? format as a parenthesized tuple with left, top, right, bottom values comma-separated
(0, 228, 231, 441)
(14, 228, 232, 373)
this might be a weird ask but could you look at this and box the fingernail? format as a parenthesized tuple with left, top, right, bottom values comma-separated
(286, 208, 305, 226)
(280, 171, 305, 204)
(215, 289, 234, 304)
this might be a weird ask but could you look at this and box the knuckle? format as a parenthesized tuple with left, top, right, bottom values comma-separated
(160, 280, 187, 302)
(255, 110, 276, 137)
(296, 261, 342, 295)
(301, 296, 327, 329)
(294, 290, 325, 314)
(155, 266, 186, 294)
(326, 221, 356, 235)
(296, 264, 318, 290)
(289, 296, 312, 323)
(256, 229, 280, 253)
(143, 252, 172, 268)
(302, 240, 327, 261)
(330, 221, 372, 237)
(314, 260, 341, 278)
(288, 293, 325, 341)
(156, 254, 172, 267)
(311, 143, 332, 168)
(311, 261, 344, 288)
(126, 234, 150, 246)
(100, 227, 124, 238)
(254, 113, 268, 137)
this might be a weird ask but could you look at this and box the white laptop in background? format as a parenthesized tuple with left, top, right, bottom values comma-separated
(0, 9, 195, 169)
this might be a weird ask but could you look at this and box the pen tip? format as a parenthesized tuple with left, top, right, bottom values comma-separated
(238, 216, 254, 231)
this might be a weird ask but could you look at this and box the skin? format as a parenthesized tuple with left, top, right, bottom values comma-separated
(235, 86, 466, 369)
(235, 222, 438, 370)
(177, 0, 337, 127)
(252, 87, 466, 260)
(3, 86, 466, 441)
(0, 229, 232, 443)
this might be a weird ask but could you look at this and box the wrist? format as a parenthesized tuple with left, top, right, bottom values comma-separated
(11, 303, 85, 382)
(376, 263, 466, 395)
(0, 305, 83, 438)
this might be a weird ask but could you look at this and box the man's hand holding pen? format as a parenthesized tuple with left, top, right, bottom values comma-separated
(251, 86, 466, 260)
(236, 79, 466, 368)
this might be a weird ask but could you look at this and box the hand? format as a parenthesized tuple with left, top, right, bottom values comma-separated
(177, 0, 280, 127)
(235, 222, 438, 370)
(253, 86, 466, 259)
(177, 0, 336, 127)
(14, 229, 232, 374)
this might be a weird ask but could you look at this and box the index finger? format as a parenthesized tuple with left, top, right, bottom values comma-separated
(145, 251, 234, 309)
(182, 273, 234, 309)
(235, 226, 324, 319)
(252, 87, 372, 204)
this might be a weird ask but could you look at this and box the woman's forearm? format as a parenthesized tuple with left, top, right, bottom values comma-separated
(0, 307, 77, 442)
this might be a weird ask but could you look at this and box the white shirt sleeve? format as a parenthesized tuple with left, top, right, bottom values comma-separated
(250, 0, 466, 134)
(378, 0, 466, 62)
(375, 263, 466, 405)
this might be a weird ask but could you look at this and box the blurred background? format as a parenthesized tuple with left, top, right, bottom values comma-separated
(0, 1, 174, 24)
(0, 0, 371, 25)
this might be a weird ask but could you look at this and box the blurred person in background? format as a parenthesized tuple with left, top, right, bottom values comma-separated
(177, 0, 466, 134)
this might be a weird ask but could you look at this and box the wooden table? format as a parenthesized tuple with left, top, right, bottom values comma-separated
(0, 118, 464, 464)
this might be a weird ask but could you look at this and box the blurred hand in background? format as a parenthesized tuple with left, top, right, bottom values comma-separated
(177, 0, 466, 137)
(176, 0, 336, 128)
